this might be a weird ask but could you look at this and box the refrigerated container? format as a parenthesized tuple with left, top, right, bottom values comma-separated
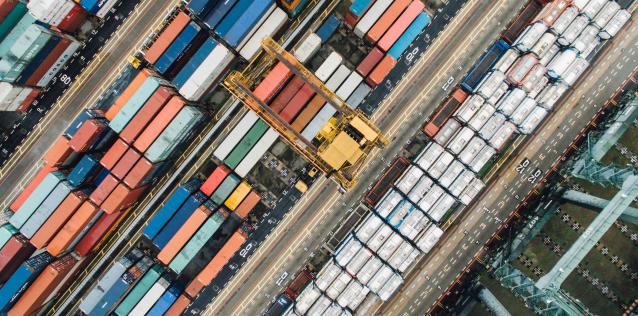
(562, 57, 589, 86)
(506, 54, 538, 85)
(493, 49, 519, 73)
(592, 1, 620, 29)
(489, 121, 518, 151)
(519, 106, 548, 134)
(478, 112, 506, 141)
(294, 284, 321, 314)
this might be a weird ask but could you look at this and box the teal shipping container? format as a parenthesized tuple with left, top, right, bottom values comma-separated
(145, 106, 203, 163)
(0, 224, 18, 250)
(168, 210, 227, 273)
(109, 76, 163, 133)
(21, 181, 73, 238)
(211, 173, 240, 205)
(10, 171, 66, 229)
(0, 2, 27, 42)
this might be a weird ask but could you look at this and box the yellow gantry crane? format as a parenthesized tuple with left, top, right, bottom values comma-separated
(224, 37, 388, 190)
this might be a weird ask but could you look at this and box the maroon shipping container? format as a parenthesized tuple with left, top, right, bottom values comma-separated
(0, 0, 18, 22)
(89, 173, 119, 205)
(101, 183, 147, 214)
(0, 235, 35, 284)
(69, 119, 107, 152)
(357, 48, 384, 77)
(25, 38, 71, 86)
(123, 157, 159, 188)
(366, 55, 397, 87)
(111, 148, 141, 180)
(56, 4, 87, 33)
(119, 87, 174, 144)
(100, 138, 128, 170)
(16, 88, 40, 112)
(280, 84, 314, 123)
(270, 76, 305, 113)
(74, 210, 124, 256)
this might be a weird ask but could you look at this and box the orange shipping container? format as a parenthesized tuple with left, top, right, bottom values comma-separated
(105, 69, 153, 121)
(357, 47, 384, 77)
(123, 157, 158, 189)
(145, 12, 191, 64)
(187, 230, 248, 297)
(378, 0, 425, 52)
(30, 190, 87, 249)
(101, 183, 147, 214)
(367, 55, 397, 87)
(100, 138, 129, 170)
(270, 76, 305, 113)
(157, 206, 211, 264)
(291, 95, 325, 132)
(234, 191, 260, 220)
(134, 96, 186, 152)
(43, 136, 77, 167)
(68, 119, 107, 152)
(8, 254, 77, 316)
(9, 165, 57, 212)
(111, 148, 141, 180)
(165, 294, 191, 316)
(253, 62, 293, 103)
(366, 0, 411, 43)
(90, 174, 119, 205)
(46, 201, 99, 257)
(119, 86, 174, 144)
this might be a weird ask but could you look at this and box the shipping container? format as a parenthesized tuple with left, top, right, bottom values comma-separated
(280, 84, 314, 122)
(11, 171, 66, 229)
(346, 83, 372, 109)
(254, 62, 292, 103)
(211, 173, 241, 205)
(214, 111, 259, 160)
(68, 155, 100, 187)
(367, 54, 396, 88)
(145, 106, 204, 163)
(165, 294, 191, 316)
(424, 88, 467, 137)
(168, 210, 227, 273)
(158, 205, 211, 264)
(0, 3, 27, 42)
(105, 70, 152, 120)
(173, 39, 216, 89)
(502, 1, 543, 43)
(378, 1, 425, 52)
(365, 0, 410, 44)
(133, 96, 184, 152)
(0, 252, 53, 312)
(35, 38, 80, 87)
(0, 235, 35, 284)
(240, 8, 287, 60)
(43, 136, 77, 167)
(145, 12, 190, 64)
(148, 282, 182, 315)
(357, 48, 383, 77)
(155, 21, 202, 74)
(110, 78, 167, 133)
(188, 0, 218, 17)
(291, 94, 324, 132)
(89, 173, 119, 205)
(153, 192, 207, 249)
(224, 181, 251, 210)
(110, 148, 140, 180)
(354, 0, 393, 38)
(46, 201, 99, 256)
(215, 0, 273, 48)
(387, 12, 431, 60)
(74, 210, 126, 256)
(69, 119, 108, 152)
(143, 179, 200, 240)
(99, 138, 127, 170)
(315, 14, 340, 43)
(234, 128, 278, 177)
(478, 112, 506, 141)
(114, 264, 164, 316)
(203, 0, 240, 30)
(600, 9, 630, 39)
(293, 32, 321, 63)
(364, 156, 410, 207)
(123, 157, 163, 189)
(271, 76, 305, 113)
(0, 225, 17, 252)
(120, 88, 174, 144)
(179, 44, 234, 101)
(461, 39, 510, 93)
(129, 276, 172, 315)
(101, 183, 147, 214)
(30, 189, 86, 248)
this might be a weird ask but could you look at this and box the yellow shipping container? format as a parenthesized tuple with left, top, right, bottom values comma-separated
(224, 181, 252, 211)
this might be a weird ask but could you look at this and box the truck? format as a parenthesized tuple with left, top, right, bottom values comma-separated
(364, 156, 410, 207)
(501, 0, 543, 43)
(423, 88, 468, 137)
(461, 39, 510, 93)
(265, 293, 294, 316)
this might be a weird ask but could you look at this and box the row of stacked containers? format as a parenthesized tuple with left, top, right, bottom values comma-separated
(0, 0, 314, 313)
(0, 0, 120, 112)
(267, 0, 634, 314)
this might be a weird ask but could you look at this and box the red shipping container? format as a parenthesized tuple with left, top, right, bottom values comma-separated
(134, 96, 185, 152)
(16, 88, 40, 112)
(280, 84, 314, 123)
(25, 38, 71, 86)
(345, 11, 358, 28)
(43, 136, 77, 167)
(68, 119, 107, 152)
(366, 0, 411, 43)
(253, 62, 293, 103)
(119, 87, 174, 144)
(378, 1, 425, 52)
(9, 165, 58, 212)
(357, 47, 384, 77)
(74, 210, 126, 256)
(200, 165, 232, 196)
(234, 191, 260, 220)
(56, 4, 87, 33)
(30, 190, 87, 249)
(100, 138, 129, 170)
(145, 12, 191, 64)
(90, 173, 119, 205)
(0, 235, 35, 284)
(123, 157, 159, 189)
(270, 76, 305, 113)
(111, 147, 141, 180)
(165, 295, 191, 316)
(367, 55, 397, 87)
(46, 201, 99, 257)
(0, 0, 18, 22)
(101, 183, 147, 214)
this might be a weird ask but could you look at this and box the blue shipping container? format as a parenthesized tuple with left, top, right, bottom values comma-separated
(188, 0, 218, 17)
(349, 0, 373, 17)
(219, 0, 274, 47)
(388, 12, 431, 60)
(15, 35, 61, 85)
(65, 110, 101, 138)
(204, 0, 239, 31)
(143, 179, 201, 240)
(147, 283, 182, 315)
(316, 14, 340, 43)
(172, 39, 216, 89)
(461, 39, 510, 93)
(92, 168, 111, 187)
(68, 154, 102, 187)
(154, 22, 201, 74)
(0, 252, 53, 311)
(152, 192, 207, 249)
(80, 0, 105, 14)
(214, 0, 258, 38)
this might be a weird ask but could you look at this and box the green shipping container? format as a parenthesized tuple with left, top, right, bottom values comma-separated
(110, 77, 163, 132)
(169, 210, 226, 273)
(10, 171, 66, 229)
(211, 173, 240, 206)
(0, 27, 53, 82)
(145, 106, 204, 163)
(0, 2, 27, 42)
(114, 264, 165, 316)
(224, 120, 268, 168)
(0, 224, 18, 250)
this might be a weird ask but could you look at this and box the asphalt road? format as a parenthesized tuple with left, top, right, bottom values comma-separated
(382, 12, 638, 316)
(200, 0, 530, 314)
(0, 0, 180, 211)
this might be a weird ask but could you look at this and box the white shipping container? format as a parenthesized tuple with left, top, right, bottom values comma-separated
(301, 65, 350, 140)
(375, 189, 403, 218)
(439, 160, 465, 189)
(551, 6, 579, 35)
(449, 169, 475, 198)
(506, 54, 538, 85)
(479, 112, 506, 141)
(399, 248, 421, 272)
(399, 209, 428, 240)
(308, 295, 332, 316)
(528, 75, 549, 99)
(562, 57, 589, 86)
(356, 257, 383, 284)
(416, 142, 445, 171)
(521, 64, 548, 93)
(294, 33, 322, 64)
(536, 82, 569, 110)
(460, 178, 486, 205)
(558, 15, 589, 46)
(600, 10, 630, 39)
(433, 118, 461, 146)
(237, 5, 276, 51)
(378, 273, 403, 301)
(240, 8, 287, 60)
(582, 0, 606, 18)
(468, 103, 496, 132)
(496, 88, 526, 116)
(377, 233, 404, 261)
(323, 304, 343, 316)
(428, 193, 455, 222)
(354, 0, 393, 38)
(214, 111, 259, 160)
(316, 52, 343, 82)
(388, 199, 414, 227)
(459, 136, 486, 166)
(592, 1, 620, 28)
(407, 175, 434, 203)
(356, 213, 383, 243)
(180, 44, 234, 101)
(0, 83, 23, 110)
(316, 262, 343, 291)
(572, 25, 600, 54)
(346, 247, 373, 275)
(447, 127, 475, 155)
(572, 0, 591, 11)
(530, 33, 557, 58)
(387, 241, 417, 272)
(427, 151, 454, 179)
(539, 44, 560, 66)
(418, 184, 444, 213)
(454, 94, 485, 123)
(489, 121, 518, 151)
(37, 39, 81, 87)
(511, 97, 537, 126)
(235, 128, 278, 177)
(547, 49, 577, 79)
(347, 83, 372, 108)
(366, 265, 394, 294)
(337, 280, 366, 310)
(335, 236, 363, 267)
(580, 36, 601, 58)
(513, 22, 548, 52)
(493, 49, 519, 73)
(130, 277, 169, 315)
(519, 106, 549, 134)
(476, 71, 507, 99)
(469, 144, 497, 173)
(366, 225, 393, 252)
(326, 271, 352, 300)
(336, 71, 364, 105)
(295, 285, 322, 314)
(396, 165, 424, 194)
(96, 0, 120, 19)
(416, 225, 444, 253)
(347, 282, 370, 311)
(488, 82, 509, 105)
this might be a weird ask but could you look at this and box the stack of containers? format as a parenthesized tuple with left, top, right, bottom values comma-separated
(27, 0, 88, 33)
(78, 0, 121, 19)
